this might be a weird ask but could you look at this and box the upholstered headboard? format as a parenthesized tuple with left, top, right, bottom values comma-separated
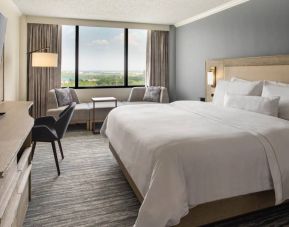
(205, 55, 289, 102)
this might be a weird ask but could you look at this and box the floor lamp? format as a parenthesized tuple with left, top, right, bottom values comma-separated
(28, 50, 58, 118)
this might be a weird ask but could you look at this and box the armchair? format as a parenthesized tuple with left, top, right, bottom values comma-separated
(127, 87, 169, 103)
(47, 89, 90, 130)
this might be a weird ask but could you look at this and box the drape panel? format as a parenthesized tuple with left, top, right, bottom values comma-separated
(146, 30, 169, 87)
(27, 23, 61, 118)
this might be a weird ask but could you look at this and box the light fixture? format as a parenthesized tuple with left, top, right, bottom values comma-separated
(32, 52, 58, 68)
(207, 67, 216, 87)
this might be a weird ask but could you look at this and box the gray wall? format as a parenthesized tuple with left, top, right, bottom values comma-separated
(176, 0, 289, 100)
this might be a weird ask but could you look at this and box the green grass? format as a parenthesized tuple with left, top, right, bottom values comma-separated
(61, 71, 145, 87)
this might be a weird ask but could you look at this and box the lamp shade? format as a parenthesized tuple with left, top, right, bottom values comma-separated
(32, 53, 58, 67)
(207, 71, 215, 86)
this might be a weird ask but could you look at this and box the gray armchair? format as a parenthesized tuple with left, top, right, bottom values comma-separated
(31, 103, 76, 176)
(127, 87, 169, 103)
(47, 89, 90, 129)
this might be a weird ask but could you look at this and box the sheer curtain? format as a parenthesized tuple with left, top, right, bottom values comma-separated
(145, 30, 169, 87)
(27, 23, 62, 118)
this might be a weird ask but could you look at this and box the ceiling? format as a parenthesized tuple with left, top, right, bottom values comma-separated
(13, 0, 243, 25)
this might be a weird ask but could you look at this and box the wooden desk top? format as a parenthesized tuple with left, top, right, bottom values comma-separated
(0, 102, 33, 177)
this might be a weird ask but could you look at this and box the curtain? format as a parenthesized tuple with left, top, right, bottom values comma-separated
(27, 23, 62, 118)
(145, 30, 169, 87)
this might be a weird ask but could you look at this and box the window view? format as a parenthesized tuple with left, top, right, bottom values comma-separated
(79, 26, 124, 87)
(61, 25, 76, 87)
(128, 29, 147, 86)
(61, 25, 147, 88)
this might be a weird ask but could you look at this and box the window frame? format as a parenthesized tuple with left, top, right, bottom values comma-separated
(61, 25, 145, 89)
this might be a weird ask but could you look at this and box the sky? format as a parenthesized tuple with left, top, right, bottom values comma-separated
(61, 25, 147, 72)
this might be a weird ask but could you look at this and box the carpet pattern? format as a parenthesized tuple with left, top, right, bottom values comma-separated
(23, 128, 140, 227)
(24, 127, 289, 227)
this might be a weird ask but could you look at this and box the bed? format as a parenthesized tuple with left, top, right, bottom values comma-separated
(102, 55, 289, 227)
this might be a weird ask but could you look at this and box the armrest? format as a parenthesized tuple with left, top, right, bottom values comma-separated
(47, 90, 59, 110)
(160, 87, 169, 103)
(34, 116, 56, 127)
(128, 87, 146, 102)
(32, 125, 58, 141)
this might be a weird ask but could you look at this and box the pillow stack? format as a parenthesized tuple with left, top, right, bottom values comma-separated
(212, 77, 285, 117)
(213, 78, 263, 106)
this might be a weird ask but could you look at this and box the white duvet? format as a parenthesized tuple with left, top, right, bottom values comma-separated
(102, 101, 289, 227)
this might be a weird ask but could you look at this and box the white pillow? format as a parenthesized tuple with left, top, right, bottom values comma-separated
(213, 79, 263, 106)
(230, 77, 263, 95)
(224, 94, 280, 116)
(262, 81, 289, 120)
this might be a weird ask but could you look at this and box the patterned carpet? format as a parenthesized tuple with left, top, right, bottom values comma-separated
(24, 126, 289, 227)
(23, 127, 140, 227)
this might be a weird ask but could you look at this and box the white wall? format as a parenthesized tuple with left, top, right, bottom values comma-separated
(0, 0, 22, 101)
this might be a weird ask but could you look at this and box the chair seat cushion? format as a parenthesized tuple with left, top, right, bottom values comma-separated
(32, 126, 59, 142)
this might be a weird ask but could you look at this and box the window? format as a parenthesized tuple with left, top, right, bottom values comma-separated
(79, 27, 124, 87)
(128, 29, 147, 86)
(61, 25, 147, 88)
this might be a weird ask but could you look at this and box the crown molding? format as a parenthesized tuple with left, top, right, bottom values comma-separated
(25, 16, 170, 31)
(175, 0, 250, 27)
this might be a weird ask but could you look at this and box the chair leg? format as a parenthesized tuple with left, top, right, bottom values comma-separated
(57, 140, 64, 159)
(31, 141, 36, 160)
(51, 141, 60, 176)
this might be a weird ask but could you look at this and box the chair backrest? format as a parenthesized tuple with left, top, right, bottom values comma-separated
(127, 86, 169, 103)
(54, 102, 76, 139)
(127, 87, 146, 102)
(59, 103, 72, 118)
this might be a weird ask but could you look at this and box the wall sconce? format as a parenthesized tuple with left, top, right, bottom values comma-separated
(207, 67, 216, 88)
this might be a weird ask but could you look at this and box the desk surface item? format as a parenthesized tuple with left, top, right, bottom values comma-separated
(0, 101, 33, 176)
(91, 97, 117, 102)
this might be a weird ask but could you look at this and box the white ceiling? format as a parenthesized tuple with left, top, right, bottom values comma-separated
(13, 0, 245, 25)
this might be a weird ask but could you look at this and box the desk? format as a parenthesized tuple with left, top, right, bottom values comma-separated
(0, 101, 33, 227)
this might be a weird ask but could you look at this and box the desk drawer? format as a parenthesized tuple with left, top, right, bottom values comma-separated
(0, 173, 21, 227)
(16, 165, 31, 227)
(17, 147, 31, 194)
(0, 157, 17, 199)
(0, 165, 31, 227)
